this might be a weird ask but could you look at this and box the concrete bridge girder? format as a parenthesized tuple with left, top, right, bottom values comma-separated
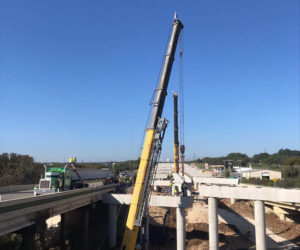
(0, 185, 118, 237)
(104, 194, 193, 250)
(199, 185, 300, 250)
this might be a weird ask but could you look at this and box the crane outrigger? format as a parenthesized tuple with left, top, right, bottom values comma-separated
(121, 13, 184, 250)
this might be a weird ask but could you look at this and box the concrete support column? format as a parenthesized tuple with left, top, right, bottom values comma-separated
(82, 207, 90, 250)
(176, 207, 186, 250)
(108, 204, 117, 248)
(208, 197, 219, 250)
(60, 213, 65, 250)
(254, 200, 266, 250)
(145, 214, 149, 250)
(20, 225, 35, 250)
(230, 198, 235, 205)
(154, 185, 158, 192)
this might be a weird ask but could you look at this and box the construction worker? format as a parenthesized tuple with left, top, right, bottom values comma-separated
(246, 226, 251, 237)
(181, 181, 187, 196)
(174, 186, 179, 196)
(168, 181, 173, 195)
(69, 156, 73, 163)
(72, 155, 77, 163)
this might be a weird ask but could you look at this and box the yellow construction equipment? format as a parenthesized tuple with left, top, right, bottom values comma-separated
(121, 14, 183, 249)
(173, 92, 179, 174)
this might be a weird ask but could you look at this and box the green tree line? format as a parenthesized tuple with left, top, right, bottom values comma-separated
(195, 149, 300, 167)
(0, 153, 43, 186)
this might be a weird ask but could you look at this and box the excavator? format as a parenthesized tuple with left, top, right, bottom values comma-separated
(121, 13, 184, 250)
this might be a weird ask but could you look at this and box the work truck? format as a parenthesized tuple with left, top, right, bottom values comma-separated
(34, 165, 115, 196)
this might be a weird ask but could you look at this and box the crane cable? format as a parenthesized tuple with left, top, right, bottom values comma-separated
(179, 30, 186, 176)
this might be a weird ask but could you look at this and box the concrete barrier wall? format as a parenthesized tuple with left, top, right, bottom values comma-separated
(0, 184, 37, 194)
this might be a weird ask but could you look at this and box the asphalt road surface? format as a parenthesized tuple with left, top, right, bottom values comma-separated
(0, 190, 34, 201)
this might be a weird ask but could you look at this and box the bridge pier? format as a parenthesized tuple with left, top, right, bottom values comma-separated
(20, 224, 35, 250)
(145, 214, 149, 250)
(176, 207, 186, 250)
(60, 213, 66, 250)
(82, 206, 90, 250)
(254, 200, 266, 250)
(108, 204, 117, 248)
(208, 197, 218, 250)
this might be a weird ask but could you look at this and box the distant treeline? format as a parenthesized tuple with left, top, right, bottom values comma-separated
(195, 149, 300, 167)
(0, 153, 140, 186)
(1, 149, 300, 186)
(0, 153, 43, 186)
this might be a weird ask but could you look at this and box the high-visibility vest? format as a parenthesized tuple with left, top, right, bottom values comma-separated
(69, 157, 73, 163)
(72, 156, 77, 163)
(169, 182, 173, 187)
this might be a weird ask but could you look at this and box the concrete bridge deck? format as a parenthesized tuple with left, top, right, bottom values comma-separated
(0, 184, 118, 236)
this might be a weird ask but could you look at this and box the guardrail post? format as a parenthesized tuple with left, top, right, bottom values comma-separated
(208, 197, 219, 250)
(254, 200, 266, 250)
(108, 204, 117, 248)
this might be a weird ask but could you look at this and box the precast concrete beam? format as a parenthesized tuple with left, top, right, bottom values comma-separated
(198, 186, 300, 203)
(208, 197, 219, 250)
(182, 175, 192, 183)
(176, 207, 186, 250)
(194, 177, 239, 186)
(254, 200, 266, 250)
(172, 173, 184, 183)
(152, 180, 182, 190)
(153, 174, 168, 180)
(152, 180, 170, 186)
(103, 194, 193, 208)
(0, 185, 118, 236)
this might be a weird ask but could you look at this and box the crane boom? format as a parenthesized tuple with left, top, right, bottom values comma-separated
(173, 92, 179, 173)
(121, 15, 183, 250)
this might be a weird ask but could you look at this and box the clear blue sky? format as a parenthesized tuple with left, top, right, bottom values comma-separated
(0, 1, 299, 162)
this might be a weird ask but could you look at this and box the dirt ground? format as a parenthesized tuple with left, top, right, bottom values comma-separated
(148, 200, 253, 250)
(221, 198, 300, 245)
